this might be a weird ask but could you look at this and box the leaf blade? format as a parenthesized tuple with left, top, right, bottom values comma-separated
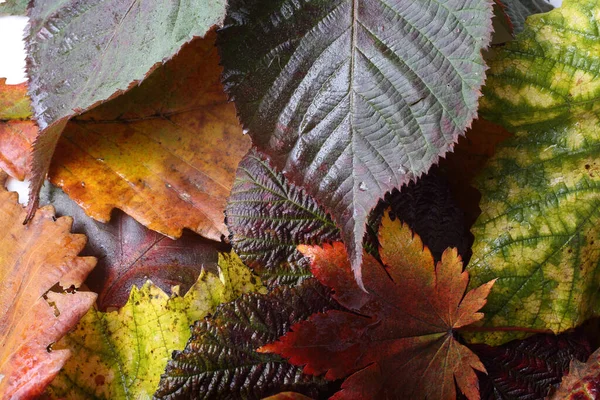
(155, 278, 339, 399)
(45, 250, 264, 400)
(0, 173, 96, 398)
(467, 0, 600, 345)
(218, 0, 493, 283)
(25, 0, 228, 219)
(263, 213, 493, 400)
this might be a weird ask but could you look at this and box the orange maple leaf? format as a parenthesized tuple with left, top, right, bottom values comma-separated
(260, 211, 495, 400)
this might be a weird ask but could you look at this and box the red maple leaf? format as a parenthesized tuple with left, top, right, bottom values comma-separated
(260, 212, 495, 400)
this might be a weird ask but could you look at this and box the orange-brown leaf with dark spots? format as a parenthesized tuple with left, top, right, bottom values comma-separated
(46, 30, 250, 240)
(260, 212, 495, 400)
(0, 173, 96, 399)
(0, 31, 251, 241)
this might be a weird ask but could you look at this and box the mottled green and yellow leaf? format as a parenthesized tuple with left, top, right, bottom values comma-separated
(45, 251, 265, 399)
(467, 0, 600, 345)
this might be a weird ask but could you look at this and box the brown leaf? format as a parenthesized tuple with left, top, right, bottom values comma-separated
(260, 212, 495, 400)
(0, 31, 251, 241)
(41, 184, 225, 310)
(0, 173, 96, 398)
(48, 30, 250, 240)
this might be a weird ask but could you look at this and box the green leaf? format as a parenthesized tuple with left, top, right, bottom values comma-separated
(25, 0, 226, 220)
(497, 0, 553, 34)
(45, 251, 265, 400)
(155, 278, 339, 399)
(226, 149, 340, 287)
(466, 0, 600, 345)
(217, 0, 493, 286)
(0, 0, 28, 16)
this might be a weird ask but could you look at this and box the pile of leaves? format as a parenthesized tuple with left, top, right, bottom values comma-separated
(2, 0, 600, 398)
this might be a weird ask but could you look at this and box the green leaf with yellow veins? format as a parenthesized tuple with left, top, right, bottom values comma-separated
(45, 251, 265, 399)
(466, 0, 600, 346)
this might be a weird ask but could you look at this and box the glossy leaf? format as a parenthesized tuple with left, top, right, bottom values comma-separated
(496, 0, 553, 35)
(467, 0, 600, 345)
(25, 0, 227, 219)
(12, 32, 251, 240)
(226, 149, 340, 286)
(46, 251, 264, 400)
(218, 0, 493, 286)
(155, 278, 339, 400)
(227, 150, 471, 287)
(40, 183, 226, 310)
(0, 78, 36, 180)
(261, 213, 495, 400)
(0, 173, 96, 399)
(552, 346, 600, 399)
(471, 332, 591, 399)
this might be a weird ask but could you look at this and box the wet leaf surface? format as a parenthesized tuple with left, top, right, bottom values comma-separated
(261, 212, 494, 400)
(218, 0, 493, 286)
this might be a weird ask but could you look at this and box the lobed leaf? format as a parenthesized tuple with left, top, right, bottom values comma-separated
(0, 173, 96, 399)
(40, 183, 226, 310)
(261, 212, 495, 400)
(467, 0, 600, 345)
(155, 278, 339, 399)
(227, 150, 471, 287)
(218, 0, 493, 286)
(45, 251, 264, 400)
(3, 32, 251, 240)
(25, 0, 227, 219)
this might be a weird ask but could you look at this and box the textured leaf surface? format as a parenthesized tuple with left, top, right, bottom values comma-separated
(21, 32, 250, 240)
(155, 278, 339, 400)
(25, 0, 227, 219)
(0, 173, 96, 399)
(40, 183, 225, 310)
(370, 170, 471, 263)
(261, 213, 494, 400)
(467, 0, 600, 345)
(0, 78, 37, 180)
(471, 332, 591, 399)
(218, 0, 493, 285)
(46, 251, 264, 400)
(552, 346, 600, 399)
(496, 0, 553, 34)
(226, 149, 340, 286)
(227, 150, 472, 287)
(0, 0, 27, 16)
